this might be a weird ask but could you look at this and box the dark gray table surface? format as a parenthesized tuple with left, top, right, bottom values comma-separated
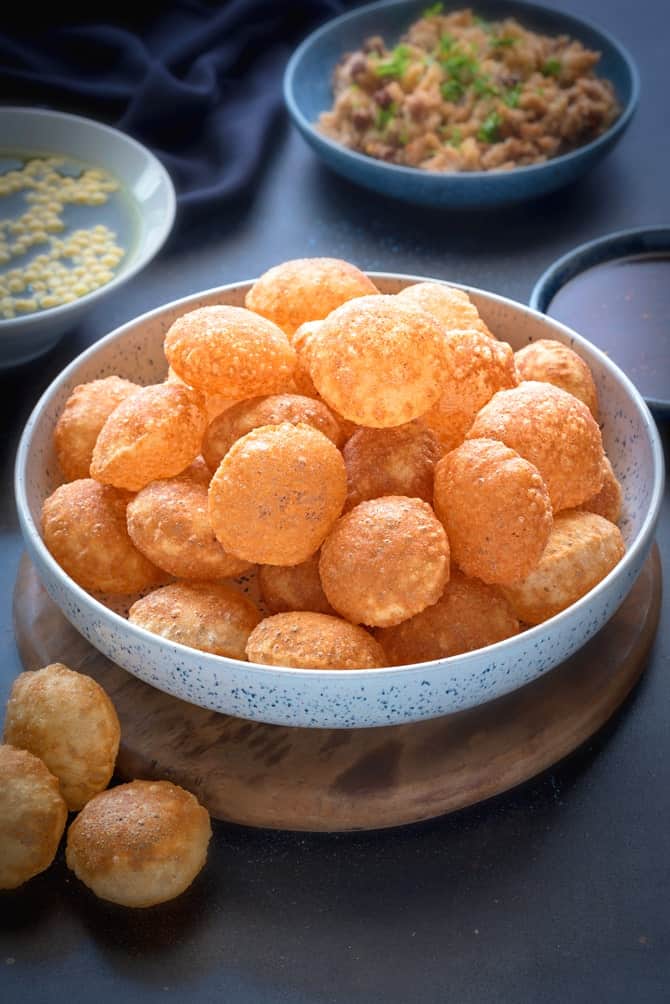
(1, 0, 669, 1001)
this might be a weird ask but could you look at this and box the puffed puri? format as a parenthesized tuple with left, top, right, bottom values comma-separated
(65, 780, 212, 908)
(307, 295, 450, 428)
(0, 744, 68, 890)
(318, 496, 450, 628)
(164, 304, 296, 398)
(245, 611, 387, 669)
(208, 422, 347, 566)
(3, 663, 121, 811)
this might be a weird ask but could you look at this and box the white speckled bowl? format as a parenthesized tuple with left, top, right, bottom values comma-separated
(0, 107, 176, 368)
(14, 275, 664, 729)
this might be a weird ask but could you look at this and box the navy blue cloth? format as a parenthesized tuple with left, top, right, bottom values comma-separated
(0, 2, 350, 223)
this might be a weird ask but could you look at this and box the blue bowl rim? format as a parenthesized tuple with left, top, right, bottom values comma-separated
(284, 0, 640, 186)
(0, 106, 177, 334)
(529, 224, 670, 411)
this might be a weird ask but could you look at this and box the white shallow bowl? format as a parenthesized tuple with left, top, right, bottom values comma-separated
(0, 107, 176, 368)
(15, 275, 664, 729)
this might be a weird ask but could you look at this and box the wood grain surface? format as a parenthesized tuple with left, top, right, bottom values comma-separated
(12, 547, 661, 832)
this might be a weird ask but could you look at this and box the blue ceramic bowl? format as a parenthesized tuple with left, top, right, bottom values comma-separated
(284, 0, 639, 208)
(530, 225, 670, 413)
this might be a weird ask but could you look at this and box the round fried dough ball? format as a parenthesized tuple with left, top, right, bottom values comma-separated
(343, 421, 440, 511)
(126, 471, 252, 581)
(54, 375, 139, 482)
(291, 321, 322, 397)
(258, 553, 334, 615)
(419, 329, 518, 453)
(578, 456, 623, 524)
(208, 422, 347, 565)
(309, 295, 449, 428)
(514, 339, 599, 419)
(129, 582, 261, 659)
(500, 510, 625, 625)
(4, 664, 121, 811)
(319, 496, 449, 628)
(90, 383, 207, 492)
(375, 571, 520, 665)
(397, 282, 495, 339)
(66, 780, 211, 908)
(42, 479, 164, 594)
(467, 381, 605, 512)
(0, 744, 68, 890)
(202, 393, 343, 471)
(246, 612, 386, 669)
(433, 439, 553, 586)
(164, 305, 296, 398)
(245, 257, 378, 336)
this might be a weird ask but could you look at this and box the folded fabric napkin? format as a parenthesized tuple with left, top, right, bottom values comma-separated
(0, 1, 353, 223)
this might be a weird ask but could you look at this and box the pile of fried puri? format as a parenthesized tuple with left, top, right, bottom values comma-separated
(1, 662, 211, 904)
(42, 257, 625, 670)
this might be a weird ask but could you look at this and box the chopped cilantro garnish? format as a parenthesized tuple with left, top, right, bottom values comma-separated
(422, 2, 443, 15)
(477, 110, 502, 143)
(473, 15, 492, 31)
(398, 129, 409, 146)
(375, 102, 397, 129)
(374, 44, 411, 79)
(490, 35, 517, 48)
(449, 127, 463, 148)
(441, 79, 465, 102)
(503, 84, 521, 107)
(473, 74, 499, 97)
(439, 33, 455, 54)
(442, 49, 479, 83)
(542, 58, 562, 77)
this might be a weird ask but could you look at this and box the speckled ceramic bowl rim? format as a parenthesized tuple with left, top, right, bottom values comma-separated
(530, 224, 670, 411)
(14, 274, 665, 685)
(284, 0, 640, 185)
(0, 107, 176, 336)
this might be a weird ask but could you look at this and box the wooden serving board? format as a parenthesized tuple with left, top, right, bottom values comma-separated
(12, 547, 661, 832)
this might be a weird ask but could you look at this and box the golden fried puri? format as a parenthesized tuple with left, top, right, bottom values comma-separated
(54, 375, 139, 482)
(245, 257, 378, 335)
(129, 582, 261, 659)
(167, 365, 241, 422)
(258, 553, 334, 615)
(66, 780, 211, 908)
(202, 393, 343, 471)
(308, 295, 449, 427)
(433, 438, 553, 585)
(4, 664, 121, 811)
(290, 320, 322, 397)
(90, 383, 207, 491)
(127, 471, 252, 580)
(245, 611, 386, 669)
(396, 281, 495, 339)
(319, 496, 449, 627)
(578, 456, 623, 524)
(42, 479, 164, 594)
(208, 422, 347, 565)
(375, 571, 520, 665)
(419, 328, 519, 453)
(514, 338, 599, 419)
(0, 744, 68, 890)
(343, 421, 441, 510)
(500, 510, 625, 625)
(467, 381, 604, 511)
(164, 305, 296, 398)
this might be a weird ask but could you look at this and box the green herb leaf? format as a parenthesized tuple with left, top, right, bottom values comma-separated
(473, 15, 492, 31)
(374, 44, 411, 79)
(398, 129, 409, 146)
(473, 74, 499, 97)
(442, 49, 479, 83)
(439, 33, 455, 54)
(490, 35, 517, 48)
(422, 2, 443, 15)
(449, 127, 463, 148)
(375, 102, 398, 129)
(503, 83, 521, 107)
(477, 110, 502, 143)
(441, 79, 465, 102)
(541, 58, 562, 77)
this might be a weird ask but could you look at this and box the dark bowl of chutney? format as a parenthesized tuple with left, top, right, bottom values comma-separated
(530, 225, 670, 414)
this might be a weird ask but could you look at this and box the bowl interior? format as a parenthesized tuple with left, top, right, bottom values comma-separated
(289, 0, 636, 144)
